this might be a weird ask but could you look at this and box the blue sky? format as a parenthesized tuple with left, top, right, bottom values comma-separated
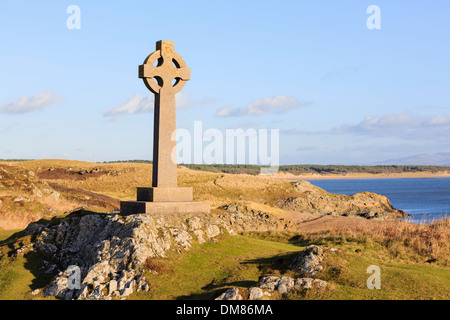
(1, 1, 449, 165)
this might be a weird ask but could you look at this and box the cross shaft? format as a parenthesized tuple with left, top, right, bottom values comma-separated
(138, 40, 190, 188)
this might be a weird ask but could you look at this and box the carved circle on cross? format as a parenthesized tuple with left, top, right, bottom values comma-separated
(139, 41, 191, 95)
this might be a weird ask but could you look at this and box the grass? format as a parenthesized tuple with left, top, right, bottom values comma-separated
(0, 228, 448, 300)
(4, 159, 298, 207)
(135, 234, 301, 300)
(0, 249, 55, 300)
(0, 229, 19, 242)
(131, 232, 450, 300)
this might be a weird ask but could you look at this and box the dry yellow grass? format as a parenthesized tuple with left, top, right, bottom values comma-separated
(300, 217, 450, 266)
(7, 160, 296, 206)
(1, 160, 299, 230)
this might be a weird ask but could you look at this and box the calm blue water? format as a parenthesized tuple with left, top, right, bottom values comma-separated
(306, 178, 450, 224)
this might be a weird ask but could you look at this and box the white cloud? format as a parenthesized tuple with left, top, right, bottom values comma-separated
(215, 105, 234, 117)
(104, 94, 154, 117)
(331, 112, 450, 140)
(424, 115, 450, 126)
(176, 94, 216, 109)
(0, 91, 61, 114)
(216, 95, 311, 117)
(104, 92, 216, 117)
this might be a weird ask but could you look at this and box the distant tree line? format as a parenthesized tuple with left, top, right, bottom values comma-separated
(74, 160, 450, 176)
(2, 159, 449, 176)
(103, 160, 153, 164)
(180, 164, 450, 176)
(277, 165, 450, 175)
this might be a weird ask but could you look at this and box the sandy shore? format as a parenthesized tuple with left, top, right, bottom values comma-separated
(267, 171, 450, 180)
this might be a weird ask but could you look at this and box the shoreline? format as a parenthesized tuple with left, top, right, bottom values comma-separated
(266, 171, 450, 180)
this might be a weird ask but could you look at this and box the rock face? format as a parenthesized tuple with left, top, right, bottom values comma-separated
(20, 206, 294, 300)
(218, 204, 296, 231)
(21, 211, 235, 300)
(277, 180, 408, 220)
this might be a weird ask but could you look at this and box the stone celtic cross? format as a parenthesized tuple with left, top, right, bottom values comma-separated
(139, 40, 190, 188)
(120, 40, 209, 215)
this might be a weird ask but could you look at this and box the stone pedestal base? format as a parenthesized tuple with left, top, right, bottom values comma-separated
(120, 186, 210, 216)
(120, 200, 210, 215)
(137, 187, 193, 202)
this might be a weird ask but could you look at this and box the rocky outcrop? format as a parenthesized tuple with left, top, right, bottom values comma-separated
(277, 180, 408, 220)
(216, 276, 328, 300)
(289, 245, 337, 277)
(259, 276, 328, 294)
(19, 205, 296, 300)
(218, 203, 296, 231)
(21, 211, 233, 299)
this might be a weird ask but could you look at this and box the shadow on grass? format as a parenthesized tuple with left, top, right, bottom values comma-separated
(176, 281, 257, 300)
(174, 251, 300, 300)
(0, 208, 107, 297)
(23, 251, 58, 291)
(240, 231, 346, 248)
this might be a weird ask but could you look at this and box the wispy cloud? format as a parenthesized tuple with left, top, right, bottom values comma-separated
(331, 113, 414, 136)
(176, 94, 217, 109)
(104, 92, 216, 118)
(281, 128, 322, 136)
(216, 95, 312, 117)
(0, 91, 61, 114)
(331, 113, 450, 140)
(104, 94, 154, 117)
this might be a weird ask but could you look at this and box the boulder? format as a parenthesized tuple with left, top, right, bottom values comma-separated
(290, 245, 325, 277)
(248, 287, 263, 300)
(258, 275, 328, 295)
(215, 287, 243, 300)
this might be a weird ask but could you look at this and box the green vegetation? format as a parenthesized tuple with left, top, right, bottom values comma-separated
(0, 229, 56, 299)
(242, 231, 450, 299)
(132, 231, 450, 300)
(182, 164, 262, 175)
(102, 160, 153, 164)
(0, 229, 19, 242)
(278, 164, 450, 175)
(1, 228, 449, 300)
(137, 234, 300, 300)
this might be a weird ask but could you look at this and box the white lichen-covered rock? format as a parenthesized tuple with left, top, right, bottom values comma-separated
(215, 287, 242, 300)
(258, 275, 327, 295)
(20, 204, 296, 300)
(277, 276, 295, 294)
(259, 276, 281, 291)
(248, 287, 263, 300)
(294, 278, 328, 290)
(290, 245, 325, 276)
(24, 212, 230, 300)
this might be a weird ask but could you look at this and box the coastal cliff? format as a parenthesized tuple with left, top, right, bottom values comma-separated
(277, 180, 408, 220)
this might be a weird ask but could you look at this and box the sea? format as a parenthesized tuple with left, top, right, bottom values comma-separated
(305, 177, 450, 224)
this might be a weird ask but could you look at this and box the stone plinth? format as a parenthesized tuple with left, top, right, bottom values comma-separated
(120, 200, 210, 216)
(136, 187, 193, 202)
